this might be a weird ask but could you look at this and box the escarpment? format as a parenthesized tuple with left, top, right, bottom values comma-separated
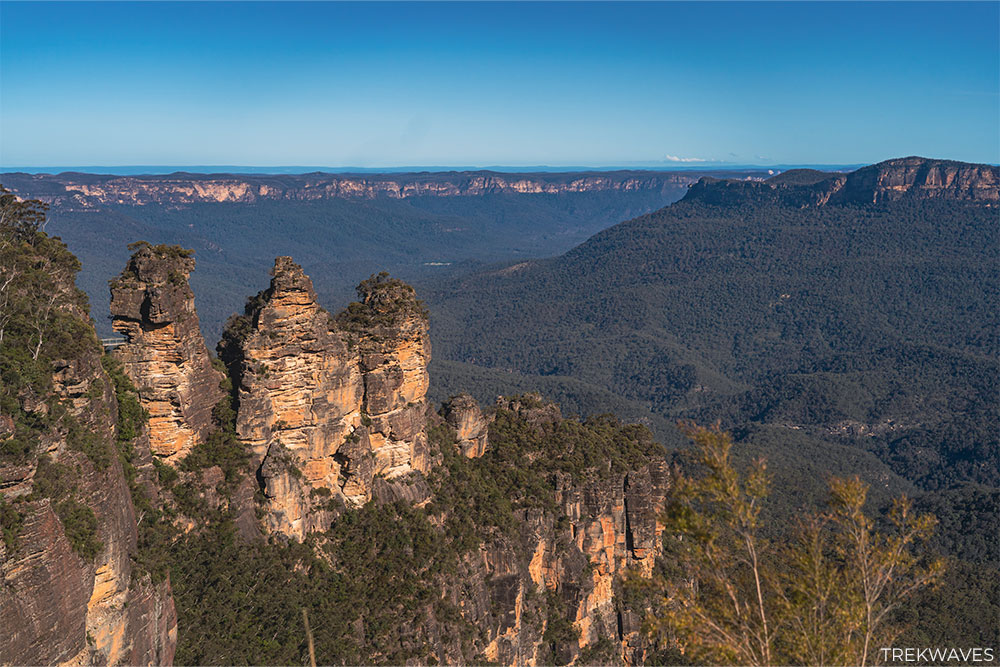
(110, 243, 224, 463)
(1, 232, 176, 665)
(3, 170, 704, 208)
(684, 156, 1000, 207)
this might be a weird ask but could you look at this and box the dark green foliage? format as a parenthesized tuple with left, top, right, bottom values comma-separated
(0, 185, 48, 240)
(542, 590, 580, 661)
(336, 271, 429, 337)
(575, 637, 619, 666)
(423, 198, 998, 489)
(178, 398, 249, 489)
(0, 495, 23, 551)
(55, 498, 102, 559)
(66, 419, 113, 470)
(428, 401, 662, 550)
(126, 240, 193, 259)
(153, 458, 178, 487)
(0, 191, 99, 468)
(427, 424, 517, 548)
(27, 454, 73, 502)
(171, 503, 473, 666)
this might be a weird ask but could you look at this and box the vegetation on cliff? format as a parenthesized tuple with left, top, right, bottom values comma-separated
(0, 187, 106, 556)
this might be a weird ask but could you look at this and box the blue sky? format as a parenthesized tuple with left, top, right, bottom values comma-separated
(1, 1, 997, 168)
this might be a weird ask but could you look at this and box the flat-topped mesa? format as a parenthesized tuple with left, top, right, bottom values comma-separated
(336, 272, 432, 480)
(219, 257, 365, 538)
(110, 242, 223, 463)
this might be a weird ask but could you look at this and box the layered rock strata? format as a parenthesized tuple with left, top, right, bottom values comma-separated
(110, 243, 224, 462)
(441, 394, 490, 458)
(3, 171, 706, 208)
(219, 261, 431, 538)
(346, 272, 432, 480)
(371, 395, 670, 666)
(1, 244, 176, 665)
(686, 156, 1000, 208)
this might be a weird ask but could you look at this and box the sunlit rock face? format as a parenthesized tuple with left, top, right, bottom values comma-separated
(685, 156, 1000, 208)
(219, 260, 432, 539)
(441, 394, 490, 458)
(2, 171, 700, 208)
(345, 272, 432, 481)
(110, 243, 224, 463)
(833, 156, 1000, 203)
(398, 395, 671, 667)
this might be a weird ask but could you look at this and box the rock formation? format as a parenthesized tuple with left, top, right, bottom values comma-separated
(1, 238, 176, 665)
(110, 242, 224, 463)
(441, 394, 490, 458)
(343, 271, 432, 480)
(219, 261, 432, 538)
(362, 395, 671, 666)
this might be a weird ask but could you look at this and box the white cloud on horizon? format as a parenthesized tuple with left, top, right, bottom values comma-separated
(663, 154, 706, 163)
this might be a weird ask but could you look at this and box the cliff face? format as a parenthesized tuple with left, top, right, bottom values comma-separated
(410, 396, 670, 666)
(442, 394, 490, 458)
(3, 231, 667, 665)
(684, 156, 999, 207)
(110, 243, 224, 463)
(219, 261, 431, 539)
(832, 156, 1000, 204)
(2, 171, 703, 208)
(0, 235, 176, 665)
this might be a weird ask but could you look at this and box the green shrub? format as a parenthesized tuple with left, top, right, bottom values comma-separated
(0, 496, 23, 551)
(56, 498, 102, 559)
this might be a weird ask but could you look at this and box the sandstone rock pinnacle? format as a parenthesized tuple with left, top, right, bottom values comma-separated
(110, 242, 224, 463)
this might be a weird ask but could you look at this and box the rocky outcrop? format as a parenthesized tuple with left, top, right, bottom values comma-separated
(345, 272, 432, 481)
(442, 394, 490, 458)
(832, 156, 1000, 204)
(110, 243, 224, 463)
(685, 156, 1000, 208)
(219, 261, 431, 539)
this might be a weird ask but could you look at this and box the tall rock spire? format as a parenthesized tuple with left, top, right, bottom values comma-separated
(109, 242, 224, 463)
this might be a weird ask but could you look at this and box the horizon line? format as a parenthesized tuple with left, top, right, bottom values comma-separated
(1, 162, 868, 176)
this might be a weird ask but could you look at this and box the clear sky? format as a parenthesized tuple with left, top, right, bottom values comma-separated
(1, 1, 997, 168)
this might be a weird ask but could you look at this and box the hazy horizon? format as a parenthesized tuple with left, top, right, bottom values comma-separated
(1, 161, 864, 176)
